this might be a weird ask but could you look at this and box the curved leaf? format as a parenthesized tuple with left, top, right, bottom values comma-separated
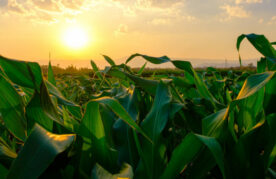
(161, 133, 225, 179)
(0, 138, 17, 160)
(78, 101, 119, 173)
(237, 34, 276, 66)
(194, 134, 225, 178)
(126, 53, 170, 64)
(160, 133, 202, 179)
(222, 72, 275, 139)
(7, 125, 75, 179)
(202, 108, 228, 138)
(26, 80, 62, 132)
(236, 72, 275, 100)
(91, 163, 133, 179)
(103, 55, 116, 66)
(92, 97, 151, 142)
(125, 54, 220, 108)
(0, 74, 26, 141)
(0, 56, 42, 91)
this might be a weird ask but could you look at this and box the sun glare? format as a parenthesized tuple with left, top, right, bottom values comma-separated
(63, 26, 89, 49)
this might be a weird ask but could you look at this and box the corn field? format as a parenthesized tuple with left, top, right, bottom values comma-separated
(0, 33, 276, 179)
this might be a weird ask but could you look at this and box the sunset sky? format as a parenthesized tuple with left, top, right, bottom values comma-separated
(0, 0, 276, 67)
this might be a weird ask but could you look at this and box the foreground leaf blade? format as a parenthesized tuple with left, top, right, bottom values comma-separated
(92, 97, 152, 142)
(0, 74, 27, 141)
(91, 163, 133, 179)
(7, 125, 75, 179)
(0, 56, 42, 91)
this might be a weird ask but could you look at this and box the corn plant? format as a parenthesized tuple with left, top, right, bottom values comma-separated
(0, 33, 275, 179)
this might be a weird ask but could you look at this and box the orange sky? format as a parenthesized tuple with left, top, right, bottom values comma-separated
(0, 0, 275, 68)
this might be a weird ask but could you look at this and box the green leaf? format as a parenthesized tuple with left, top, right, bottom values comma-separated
(223, 72, 275, 140)
(125, 54, 220, 108)
(0, 164, 8, 179)
(160, 133, 202, 179)
(112, 89, 140, 167)
(237, 34, 276, 66)
(263, 73, 276, 115)
(161, 133, 225, 179)
(237, 90, 265, 132)
(92, 97, 151, 142)
(26, 93, 53, 132)
(91, 163, 133, 179)
(137, 62, 147, 76)
(194, 134, 225, 178)
(91, 60, 100, 72)
(104, 67, 164, 95)
(103, 55, 116, 66)
(268, 168, 276, 178)
(0, 56, 42, 91)
(78, 101, 119, 173)
(257, 57, 267, 73)
(126, 53, 170, 64)
(0, 74, 27, 141)
(0, 137, 17, 160)
(7, 125, 75, 179)
(62, 106, 80, 133)
(236, 72, 275, 100)
(225, 120, 269, 178)
(266, 113, 276, 167)
(202, 108, 228, 138)
(45, 80, 81, 111)
(138, 82, 172, 178)
(141, 82, 171, 139)
(123, 71, 161, 95)
(48, 61, 56, 86)
(26, 80, 62, 132)
(91, 60, 104, 80)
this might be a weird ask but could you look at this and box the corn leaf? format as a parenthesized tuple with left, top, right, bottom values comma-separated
(7, 125, 75, 179)
(0, 74, 27, 141)
(48, 61, 56, 86)
(0, 56, 42, 91)
(91, 163, 133, 179)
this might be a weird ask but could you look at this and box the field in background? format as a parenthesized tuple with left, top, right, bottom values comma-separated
(41, 63, 256, 76)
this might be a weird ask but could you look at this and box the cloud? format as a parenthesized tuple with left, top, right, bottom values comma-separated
(123, 7, 136, 17)
(61, 0, 84, 10)
(268, 16, 276, 25)
(150, 15, 196, 25)
(112, 0, 184, 8)
(111, 0, 191, 27)
(220, 4, 250, 20)
(183, 15, 196, 22)
(0, 0, 26, 14)
(114, 24, 128, 36)
(235, 0, 262, 4)
(0, 0, 95, 23)
(32, 0, 61, 12)
(0, 0, 8, 7)
(151, 18, 171, 25)
(112, 0, 185, 18)
(258, 18, 263, 23)
(0, 0, 189, 25)
(135, 0, 184, 8)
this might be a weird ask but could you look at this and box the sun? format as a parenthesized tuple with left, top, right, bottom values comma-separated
(63, 26, 89, 49)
